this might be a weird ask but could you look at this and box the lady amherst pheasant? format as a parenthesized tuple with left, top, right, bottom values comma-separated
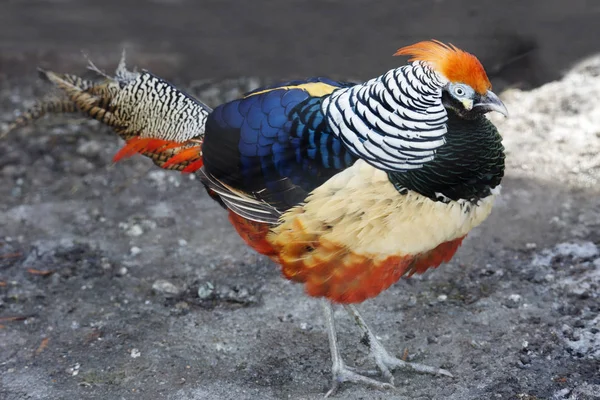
(4, 40, 507, 396)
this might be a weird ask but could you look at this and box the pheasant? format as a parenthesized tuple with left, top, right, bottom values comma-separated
(3, 41, 507, 396)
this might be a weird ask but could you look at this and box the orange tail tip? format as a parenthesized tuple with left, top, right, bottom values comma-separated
(161, 147, 203, 170)
(182, 158, 204, 173)
(112, 137, 204, 173)
(112, 137, 172, 162)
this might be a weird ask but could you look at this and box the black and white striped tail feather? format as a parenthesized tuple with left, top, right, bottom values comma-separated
(3, 51, 211, 148)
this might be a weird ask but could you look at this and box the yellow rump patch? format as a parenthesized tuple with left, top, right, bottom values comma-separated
(245, 82, 339, 98)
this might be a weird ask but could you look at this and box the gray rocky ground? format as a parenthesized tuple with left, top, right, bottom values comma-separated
(1, 2, 600, 399)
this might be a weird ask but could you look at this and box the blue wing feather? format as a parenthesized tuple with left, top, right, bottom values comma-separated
(202, 78, 357, 212)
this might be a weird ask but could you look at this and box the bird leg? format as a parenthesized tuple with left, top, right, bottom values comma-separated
(344, 304, 453, 385)
(321, 299, 394, 397)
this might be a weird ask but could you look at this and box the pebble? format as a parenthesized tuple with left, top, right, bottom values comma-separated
(130, 348, 141, 358)
(2, 165, 24, 178)
(299, 322, 312, 331)
(152, 279, 181, 296)
(66, 363, 80, 376)
(126, 224, 144, 237)
(116, 267, 128, 276)
(76, 141, 103, 157)
(101, 258, 112, 271)
(509, 294, 522, 303)
(130, 246, 141, 256)
(427, 336, 439, 344)
(197, 282, 215, 299)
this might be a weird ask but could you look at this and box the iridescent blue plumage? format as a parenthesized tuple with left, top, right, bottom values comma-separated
(202, 79, 357, 211)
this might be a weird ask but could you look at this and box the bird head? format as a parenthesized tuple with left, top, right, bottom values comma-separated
(395, 40, 508, 119)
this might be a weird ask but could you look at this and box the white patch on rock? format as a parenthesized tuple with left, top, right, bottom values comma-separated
(531, 241, 599, 267)
(152, 279, 182, 296)
(555, 242, 599, 259)
(490, 55, 600, 188)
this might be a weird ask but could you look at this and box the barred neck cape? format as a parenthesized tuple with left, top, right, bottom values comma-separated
(322, 61, 449, 172)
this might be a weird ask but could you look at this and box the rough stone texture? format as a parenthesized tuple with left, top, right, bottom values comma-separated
(1, 3, 600, 399)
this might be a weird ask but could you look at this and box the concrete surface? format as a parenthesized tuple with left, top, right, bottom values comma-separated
(1, 2, 600, 399)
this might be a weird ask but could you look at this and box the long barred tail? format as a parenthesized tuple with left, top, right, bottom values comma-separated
(2, 52, 210, 173)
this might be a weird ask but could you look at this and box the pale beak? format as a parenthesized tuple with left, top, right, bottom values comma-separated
(473, 90, 509, 117)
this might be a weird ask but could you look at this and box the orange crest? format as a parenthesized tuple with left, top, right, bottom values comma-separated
(394, 40, 491, 95)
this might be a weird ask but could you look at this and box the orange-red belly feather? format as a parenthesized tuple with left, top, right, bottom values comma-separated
(227, 211, 465, 304)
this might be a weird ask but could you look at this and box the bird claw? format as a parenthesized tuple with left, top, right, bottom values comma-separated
(345, 305, 453, 385)
(365, 333, 454, 385)
(325, 362, 395, 398)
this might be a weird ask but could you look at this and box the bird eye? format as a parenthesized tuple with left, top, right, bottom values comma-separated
(454, 87, 465, 96)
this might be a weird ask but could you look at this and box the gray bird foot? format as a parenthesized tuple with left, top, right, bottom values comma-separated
(322, 300, 395, 398)
(325, 361, 394, 398)
(357, 328, 453, 386)
(346, 305, 453, 386)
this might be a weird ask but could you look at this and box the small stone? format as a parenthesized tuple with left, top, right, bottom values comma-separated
(126, 224, 144, 237)
(66, 363, 80, 376)
(152, 279, 181, 296)
(101, 257, 111, 270)
(175, 301, 189, 310)
(167, 175, 181, 187)
(519, 354, 531, 365)
(437, 294, 448, 302)
(197, 282, 215, 299)
(509, 294, 522, 303)
(116, 267, 128, 276)
(525, 242, 537, 249)
(573, 319, 585, 328)
(407, 295, 417, 307)
(141, 220, 157, 230)
(130, 348, 141, 358)
(2, 165, 23, 178)
(76, 141, 103, 157)
(178, 238, 188, 247)
(130, 246, 141, 256)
